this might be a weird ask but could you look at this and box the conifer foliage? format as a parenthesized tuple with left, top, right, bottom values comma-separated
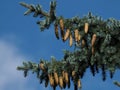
(17, 1, 120, 90)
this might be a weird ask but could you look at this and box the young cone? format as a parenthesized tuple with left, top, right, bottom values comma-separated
(84, 23, 89, 33)
(64, 29, 70, 41)
(54, 25, 59, 39)
(91, 34, 97, 46)
(64, 72, 69, 84)
(74, 29, 79, 42)
(54, 72, 59, 85)
(78, 79, 82, 89)
(59, 76, 63, 89)
(69, 33, 73, 47)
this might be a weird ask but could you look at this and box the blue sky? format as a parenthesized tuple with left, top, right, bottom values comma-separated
(0, 0, 120, 90)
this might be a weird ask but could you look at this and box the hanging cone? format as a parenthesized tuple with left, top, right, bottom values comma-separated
(81, 39, 85, 47)
(48, 74, 54, 87)
(84, 23, 89, 33)
(39, 62, 45, 71)
(78, 79, 82, 89)
(74, 29, 79, 42)
(91, 34, 97, 46)
(59, 18, 65, 41)
(64, 29, 70, 41)
(69, 33, 73, 47)
(54, 25, 59, 39)
(59, 76, 63, 89)
(64, 72, 69, 84)
(78, 33, 81, 42)
(54, 72, 59, 85)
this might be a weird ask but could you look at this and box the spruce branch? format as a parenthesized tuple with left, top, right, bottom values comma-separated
(19, 2, 50, 17)
(19, 1, 57, 31)
(18, 48, 120, 89)
(18, 0, 120, 90)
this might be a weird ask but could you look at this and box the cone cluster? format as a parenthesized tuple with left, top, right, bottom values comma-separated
(48, 72, 70, 89)
(54, 18, 96, 48)
(54, 21, 98, 55)
(39, 64, 82, 90)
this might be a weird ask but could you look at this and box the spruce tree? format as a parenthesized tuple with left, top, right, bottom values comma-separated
(17, 0, 120, 90)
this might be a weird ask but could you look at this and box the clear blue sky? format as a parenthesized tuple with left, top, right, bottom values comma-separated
(0, 0, 120, 90)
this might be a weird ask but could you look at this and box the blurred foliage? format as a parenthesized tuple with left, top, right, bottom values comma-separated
(18, 1, 120, 90)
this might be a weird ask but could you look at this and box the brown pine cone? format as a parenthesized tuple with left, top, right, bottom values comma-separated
(84, 23, 89, 33)
(91, 34, 97, 46)
(69, 33, 73, 47)
(54, 72, 58, 85)
(64, 29, 70, 41)
(64, 72, 69, 84)
(59, 19, 65, 41)
(48, 74, 54, 87)
(59, 76, 63, 89)
(74, 29, 79, 42)
(78, 33, 81, 42)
